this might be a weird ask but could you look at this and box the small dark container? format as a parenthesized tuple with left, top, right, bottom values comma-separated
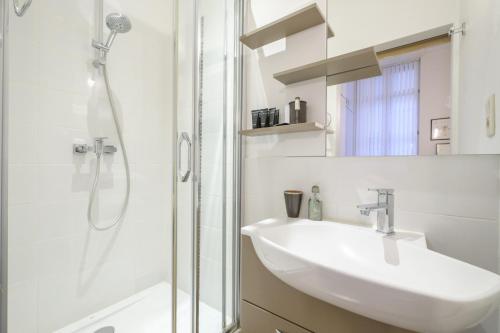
(269, 108, 280, 126)
(284, 190, 303, 218)
(251, 110, 261, 129)
(259, 109, 270, 128)
(289, 100, 307, 124)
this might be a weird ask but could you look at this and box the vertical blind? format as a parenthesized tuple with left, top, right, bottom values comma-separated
(353, 60, 420, 156)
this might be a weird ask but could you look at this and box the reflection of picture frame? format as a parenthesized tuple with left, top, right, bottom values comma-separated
(436, 143, 451, 155)
(431, 117, 451, 141)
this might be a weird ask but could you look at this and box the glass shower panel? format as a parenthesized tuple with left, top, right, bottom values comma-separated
(174, 0, 196, 332)
(174, 0, 240, 331)
(197, 1, 226, 326)
(5, 0, 174, 332)
(196, 0, 239, 332)
(0, 2, 6, 332)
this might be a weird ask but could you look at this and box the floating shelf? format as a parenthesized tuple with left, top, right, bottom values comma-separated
(240, 122, 326, 137)
(326, 65, 381, 86)
(240, 3, 334, 50)
(273, 47, 381, 86)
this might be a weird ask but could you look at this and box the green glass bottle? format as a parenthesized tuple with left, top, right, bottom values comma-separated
(308, 185, 322, 221)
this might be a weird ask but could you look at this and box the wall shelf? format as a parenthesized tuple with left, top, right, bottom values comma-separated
(240, 122, 326, 137)
(273, 47, 381, 86)
(326, 65, 381, 86)
(240, 3, 334, 50)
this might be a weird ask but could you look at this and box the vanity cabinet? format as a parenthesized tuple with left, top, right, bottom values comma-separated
(240, 236, 413, 333)
(241, 301, 313, 333)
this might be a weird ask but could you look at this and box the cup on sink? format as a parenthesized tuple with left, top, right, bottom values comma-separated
(284, 190, 303, 218)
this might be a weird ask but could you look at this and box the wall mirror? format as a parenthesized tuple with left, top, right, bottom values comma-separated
(326, 0, 500, 157)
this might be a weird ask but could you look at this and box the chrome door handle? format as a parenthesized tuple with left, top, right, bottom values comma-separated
(275, 330, 284, 333)
(13, 0, 32, 16)
(178, 132, 192, 182)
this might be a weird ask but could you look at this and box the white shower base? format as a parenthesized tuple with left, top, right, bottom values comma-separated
(55, 282, 222, 333)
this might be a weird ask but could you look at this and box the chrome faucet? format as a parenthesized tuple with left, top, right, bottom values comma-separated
(357, 189, 394, 234)
(73, 137, 118, 155)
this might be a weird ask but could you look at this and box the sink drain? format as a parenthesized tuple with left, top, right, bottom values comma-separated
(95, 327, 115, 333)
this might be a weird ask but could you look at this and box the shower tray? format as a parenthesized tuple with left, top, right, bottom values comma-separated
(54, 282, 222, 333)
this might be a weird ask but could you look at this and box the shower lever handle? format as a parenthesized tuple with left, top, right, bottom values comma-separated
(103, 145, 118, 154)
(178, 132, 192, 182)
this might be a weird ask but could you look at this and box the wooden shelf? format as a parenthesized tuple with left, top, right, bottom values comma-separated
(326, 65, 381, 86)
(273, 47, 381, 86)
(240, 3, 334, 50)
(240, 122, 326, 137)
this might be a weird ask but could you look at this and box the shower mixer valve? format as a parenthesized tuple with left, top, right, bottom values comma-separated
(73, 137, 118, 155)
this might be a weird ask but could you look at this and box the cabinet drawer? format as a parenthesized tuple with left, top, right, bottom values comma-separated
(241, 301, 314, 333)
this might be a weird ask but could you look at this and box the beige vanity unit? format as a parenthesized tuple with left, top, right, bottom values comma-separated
(240, 236, 412, 333)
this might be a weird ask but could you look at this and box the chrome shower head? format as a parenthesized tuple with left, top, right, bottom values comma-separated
(106, 13, 132, 34)
(103, 13, 132, 50)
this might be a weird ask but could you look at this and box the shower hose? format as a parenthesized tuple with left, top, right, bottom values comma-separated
(87, 62, 131, 231)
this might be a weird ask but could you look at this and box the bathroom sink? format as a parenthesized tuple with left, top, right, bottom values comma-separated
(242, 219, 500, 333)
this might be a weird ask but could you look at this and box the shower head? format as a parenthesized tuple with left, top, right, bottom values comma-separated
(103, 13, 132, 50)
(106, 13, 132, 34)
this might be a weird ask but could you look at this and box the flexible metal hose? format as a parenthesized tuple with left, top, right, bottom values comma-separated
(87, 62, 131, 231)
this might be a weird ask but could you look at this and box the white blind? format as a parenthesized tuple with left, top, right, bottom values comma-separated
(353, 61, 420, 156)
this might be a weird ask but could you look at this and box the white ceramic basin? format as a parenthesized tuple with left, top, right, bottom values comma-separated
(242, 219, 500, 333)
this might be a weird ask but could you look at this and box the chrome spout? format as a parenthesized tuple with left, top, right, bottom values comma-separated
(357, 189, 395, 234)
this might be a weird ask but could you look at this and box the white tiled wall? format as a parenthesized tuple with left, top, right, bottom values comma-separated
(7, 0, 173, 332)
(243, 154, 500, 332)
(456, 0, 500, 154)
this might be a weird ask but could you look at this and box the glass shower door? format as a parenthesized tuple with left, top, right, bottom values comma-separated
(174, 0, 241, 332)
(173, 0, 196, 332)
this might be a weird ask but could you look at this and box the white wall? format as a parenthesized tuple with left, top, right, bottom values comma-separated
(243, 0, 328, 158)
(456, 0, 500, 154)
(416, 44, 453, 155)
(7, 0, 174, 332)
(327, 0, 458, 57)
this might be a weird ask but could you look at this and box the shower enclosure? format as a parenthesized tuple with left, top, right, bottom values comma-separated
(0, 0, 242, 332)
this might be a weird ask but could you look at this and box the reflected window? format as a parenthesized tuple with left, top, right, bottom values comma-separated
(328, 38, 452, 157)
(340, 61, 420, 156)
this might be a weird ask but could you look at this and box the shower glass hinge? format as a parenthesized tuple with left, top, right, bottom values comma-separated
(449, 22, 466, 36)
